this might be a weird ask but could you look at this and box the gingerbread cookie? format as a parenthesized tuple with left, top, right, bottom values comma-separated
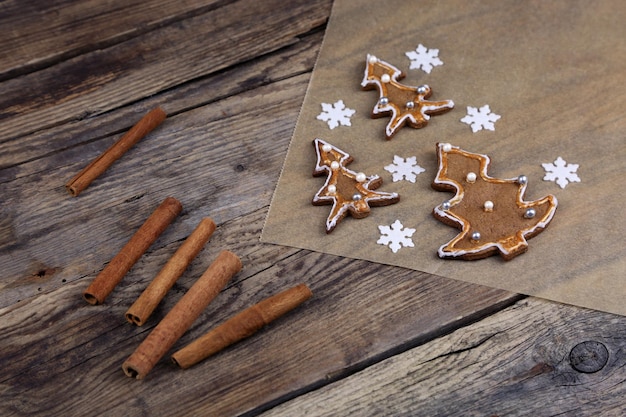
(361, 54, 454, 139)
(312, 138, 399, 233)
(432, 143, 557, 261)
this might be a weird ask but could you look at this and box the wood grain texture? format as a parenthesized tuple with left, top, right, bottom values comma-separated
(0, 28, 323, 172)
(1, 0, 623, 416)
(263, 297, 626, 417)
(0, 0, 228, 80)
(0, 209, 520, 415)
(0, 72, 312, 307)
(0, 0, 330, 140)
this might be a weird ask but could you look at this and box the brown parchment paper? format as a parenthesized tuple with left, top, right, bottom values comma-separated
(262, 0, 626, 316)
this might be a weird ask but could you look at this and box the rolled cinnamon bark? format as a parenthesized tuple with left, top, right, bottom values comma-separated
(83, 196, 182, 305)
(171, 283, 312, 369)
(66, 107, 167, 196)
(122, 250, 242, 379)
(125, 217, 216, 326)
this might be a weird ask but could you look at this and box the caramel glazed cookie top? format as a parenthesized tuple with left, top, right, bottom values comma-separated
(312, 138, 399, 233)
(361, 54, 454, 139)
(432, 143, 558, 261)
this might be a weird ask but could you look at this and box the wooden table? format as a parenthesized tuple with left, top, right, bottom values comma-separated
(1, 1, 624, 416)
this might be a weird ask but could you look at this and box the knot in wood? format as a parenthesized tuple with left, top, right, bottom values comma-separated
(569, 340, 609, 373)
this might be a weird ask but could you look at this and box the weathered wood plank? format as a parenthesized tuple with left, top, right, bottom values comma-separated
(0, 0, 228, 80)
(0, 0, 331, 141)
(262, 297, 626, 417)
(0, 29, 323, 172)
(5, 2, 620, 417)
(0, 208, 298, 384)
(0, 206, 519, 416)
(0, 72, 312, 307)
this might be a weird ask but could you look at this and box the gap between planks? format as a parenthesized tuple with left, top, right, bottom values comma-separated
(261, 297, 626, 417)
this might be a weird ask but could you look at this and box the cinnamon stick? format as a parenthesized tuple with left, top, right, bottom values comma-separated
(122, 250, 242, 379)
(125, 217, 216, 326)
(171, 283, 312, 369)
(83, 196, 182, 305)
(66, 107, 167, 196)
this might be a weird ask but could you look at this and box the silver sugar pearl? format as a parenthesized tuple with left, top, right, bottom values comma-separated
(417, 85, 429, 94)
(379, 97, 389, 106)
(406, 101, 415, 109)
(471, 232, 481, 241)
(442, 201, 451, 210)
(517, 175, 528, 185)
(352, 194, 362, 201)
(524, 208, 536, 219)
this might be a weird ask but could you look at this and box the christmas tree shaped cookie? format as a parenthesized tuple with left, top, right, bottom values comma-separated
(312, 138, 399, 233)
(432, 143, 557, 260)
(361, 54, 454, 139)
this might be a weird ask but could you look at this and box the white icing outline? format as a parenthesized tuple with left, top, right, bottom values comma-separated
(361, 54, 454, 138)
(312, 138, 399, 232)
(432, 143, 558, 259)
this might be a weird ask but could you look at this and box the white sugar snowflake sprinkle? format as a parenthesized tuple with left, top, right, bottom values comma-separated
(316, 100, 355, 129)
(384, 155, 425, 183)
(405, 44, 443, 74)
(542, 157, 580, 189)
(377, 220, 416, 253)
(460, 105, 501, 132)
